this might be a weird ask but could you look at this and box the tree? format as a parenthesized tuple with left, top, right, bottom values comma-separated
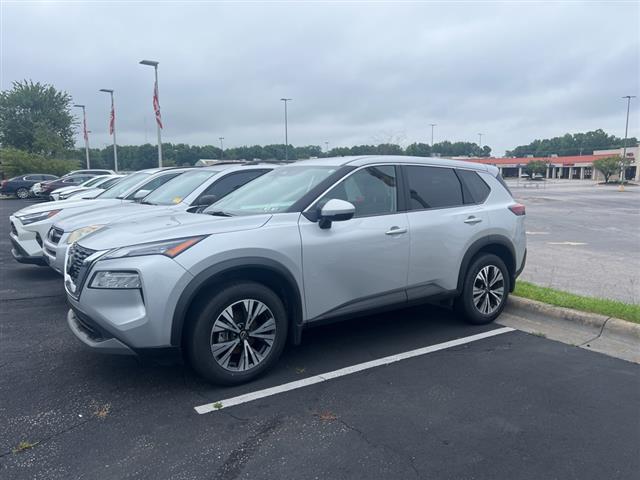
(405, 142, 432, 157)
(0, 80, 76, 157)
(506, 129, 638, 157)
(593, 156, 620, 183)
(524, 160, 548, 177)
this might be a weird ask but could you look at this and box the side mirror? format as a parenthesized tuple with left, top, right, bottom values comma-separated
(198, 194, 218, 207)
(133, 189, 150, 201)
(318, 199, 355, 229)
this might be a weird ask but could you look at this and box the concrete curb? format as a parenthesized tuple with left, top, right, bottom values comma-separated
(502, 295, 639, 364)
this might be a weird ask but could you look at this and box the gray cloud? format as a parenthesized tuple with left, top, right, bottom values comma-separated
(2, 1, 638, 155)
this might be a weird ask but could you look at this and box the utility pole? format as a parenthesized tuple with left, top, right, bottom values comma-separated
(219, 137, 224, 160)
(619, 95, 636, 191)
(324, 141, 329, 155)
(429, 123, 436, 148)
(280, 98, 292, 161)
(478, 133, 483, 149)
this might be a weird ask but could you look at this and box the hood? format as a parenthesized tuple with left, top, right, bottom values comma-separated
(78, 212, 273, 251)
(14, 198, 125, 216)
(56, 203, 181, 232)
(52, 185, 81, 195)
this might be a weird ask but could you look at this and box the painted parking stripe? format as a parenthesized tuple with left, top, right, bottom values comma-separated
(195, 326, 515, 414)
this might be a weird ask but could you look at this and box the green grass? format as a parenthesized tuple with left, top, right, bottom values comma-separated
(514, 281, 640, 324)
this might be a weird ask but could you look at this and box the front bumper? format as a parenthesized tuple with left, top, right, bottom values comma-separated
(65, 253, 194, 351)
(67, 308, 136, 355)
(8, 216, 48, 264)
(42, 232, 68, 274)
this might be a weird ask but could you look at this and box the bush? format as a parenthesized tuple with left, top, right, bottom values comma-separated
(0, 147, 79, 178)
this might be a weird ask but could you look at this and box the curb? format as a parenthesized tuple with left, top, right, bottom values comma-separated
(504, 296, 639, 363)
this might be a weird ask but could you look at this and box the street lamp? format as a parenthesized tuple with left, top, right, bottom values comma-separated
(429, 123, 437, 147)
(99, 89, 118, 172)
(280, 98, 292, 161)
(73, 104, 90, 168)
(139, 59, 163, 167)
(478, 133, 483, 149)
(619, 95, 636, 191)
(219, 136, 224, 160)
(325, 140, 329, 155)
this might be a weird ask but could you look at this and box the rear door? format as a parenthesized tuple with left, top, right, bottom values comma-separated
(402, 165, 490, 297)
(299, 165, 410, 320)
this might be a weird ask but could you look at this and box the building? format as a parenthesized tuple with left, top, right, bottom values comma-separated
(465, 146, 639, 182)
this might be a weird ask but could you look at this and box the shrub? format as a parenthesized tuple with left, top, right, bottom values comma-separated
(0, 147, 79, 178)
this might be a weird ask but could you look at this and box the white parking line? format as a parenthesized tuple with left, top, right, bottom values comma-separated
(547, 241, 587, 246)
(194, 326, 515, 414)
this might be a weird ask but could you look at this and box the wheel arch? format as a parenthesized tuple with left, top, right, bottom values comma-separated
(457, 235, 517, 293)
(171, 257, 304, 348)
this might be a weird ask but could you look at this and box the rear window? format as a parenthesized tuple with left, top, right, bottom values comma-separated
(456, 169, 491, 204)
(405, 166, 463, 210)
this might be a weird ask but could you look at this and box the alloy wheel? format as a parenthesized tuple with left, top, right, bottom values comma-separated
(16, 188, 29, 199)
(472, 265, 505, 315)
(210, 299, 276, 372)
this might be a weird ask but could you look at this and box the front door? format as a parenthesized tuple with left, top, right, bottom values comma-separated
(298, 165, 410, 320)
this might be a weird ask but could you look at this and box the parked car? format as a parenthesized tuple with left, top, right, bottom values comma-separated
(50, 175, 123, 201)
(37, 174, 99, 198)
(67, 169, 116, 176)
(63, 176, 125, 200)
(43, 165, 273, 273)
(9, 168, 188, 266)
(1, 174, 58, 198)
(64, 156, 527, 385)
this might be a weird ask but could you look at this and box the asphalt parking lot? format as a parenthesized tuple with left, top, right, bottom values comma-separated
(511, 180, 640, 303)
(1, 198, 639, 480)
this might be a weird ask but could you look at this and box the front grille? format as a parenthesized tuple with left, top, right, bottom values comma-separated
(48, 226, 64, 245)
(66, 243, 96, 285)
(10, 221, 17, 235)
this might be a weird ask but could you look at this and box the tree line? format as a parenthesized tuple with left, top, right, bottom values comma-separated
(506, 129, 637, 157)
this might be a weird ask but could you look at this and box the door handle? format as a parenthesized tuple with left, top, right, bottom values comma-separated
(385, 226, 407, 235)
(464, 216, 482, 225)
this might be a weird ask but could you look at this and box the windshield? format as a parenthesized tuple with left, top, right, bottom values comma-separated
(143, 170, 217, 205)
(81, 176, 106, 188)
(98, 177, 122, 189)
(97, 172, 150, 199)
(205, 166, 338, 216)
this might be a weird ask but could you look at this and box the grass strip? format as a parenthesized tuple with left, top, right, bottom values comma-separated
(514, 281, 640, 324)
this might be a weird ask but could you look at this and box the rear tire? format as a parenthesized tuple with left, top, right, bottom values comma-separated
(16, 188, 29, 199)
(456, 253, 510, 325)
(185, 281, 288, 385)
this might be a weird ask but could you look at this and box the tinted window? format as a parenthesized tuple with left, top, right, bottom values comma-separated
(98, 172, 151, 199)
(24, 175, 38, 181)
(457, 169, 491, 203)
(319, 166, 397, 217)
(405, 166, 463, 209)
(195, 170, 268, 205)
(142, 170, 214, 205)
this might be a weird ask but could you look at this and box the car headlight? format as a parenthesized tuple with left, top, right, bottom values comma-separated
(90, 271, 141, 289)
(16, 209, 61, 225)
(102, 236, 206, 260)
(67, 225, 105, 244)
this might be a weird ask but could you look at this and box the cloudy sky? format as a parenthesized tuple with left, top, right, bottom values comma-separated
(2, 1, 638, 156)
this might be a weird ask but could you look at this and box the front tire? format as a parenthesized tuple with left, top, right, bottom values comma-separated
(185, 282, 288, 385)
(16, 188, 29, 199)
(456, 253, 510, 325)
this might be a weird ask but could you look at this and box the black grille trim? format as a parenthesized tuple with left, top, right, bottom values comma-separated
(66, 244, 97, 298)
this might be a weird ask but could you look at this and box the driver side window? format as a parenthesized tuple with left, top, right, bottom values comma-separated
(318, 166, 397, 217)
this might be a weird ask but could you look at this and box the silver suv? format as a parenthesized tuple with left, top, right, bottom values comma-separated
(65, 156, 526, 384)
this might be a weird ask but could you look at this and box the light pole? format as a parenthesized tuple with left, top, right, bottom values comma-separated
(619, 95, 636, 191)
(99, 89, 118, 172)
(429, 123, 436, 147)
(478, 133, 483, 149)
(74, 104, 90, 168)
(139, 59, 163, 167)
(219, 136, 224, 160)
(280, 98, 292, 161)
(325, 140, 329, 155)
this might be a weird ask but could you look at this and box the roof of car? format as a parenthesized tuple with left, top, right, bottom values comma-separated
(289, 155, 492, 171)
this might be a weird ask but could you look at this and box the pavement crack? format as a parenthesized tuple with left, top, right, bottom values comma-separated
(338, 418, 420, 479)
(212, 416, 282, 480)
(579, 317, 611, 347)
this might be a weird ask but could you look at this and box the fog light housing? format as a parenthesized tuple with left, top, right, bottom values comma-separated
(90, 271, 141, 289)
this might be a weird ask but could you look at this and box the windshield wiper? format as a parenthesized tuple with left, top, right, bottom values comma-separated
(206, 210, 233, 217)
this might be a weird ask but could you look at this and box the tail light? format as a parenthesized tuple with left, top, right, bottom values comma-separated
(508, 203, 526, 216)
(0, 180, 7, 189)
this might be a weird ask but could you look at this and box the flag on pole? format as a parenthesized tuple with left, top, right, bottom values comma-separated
(82, 110, 89, 142)
(153, 80, 163, 129)
(109, 99, 115, 135)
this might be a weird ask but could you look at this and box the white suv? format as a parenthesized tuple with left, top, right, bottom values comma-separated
(65, 156, 526, 384)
